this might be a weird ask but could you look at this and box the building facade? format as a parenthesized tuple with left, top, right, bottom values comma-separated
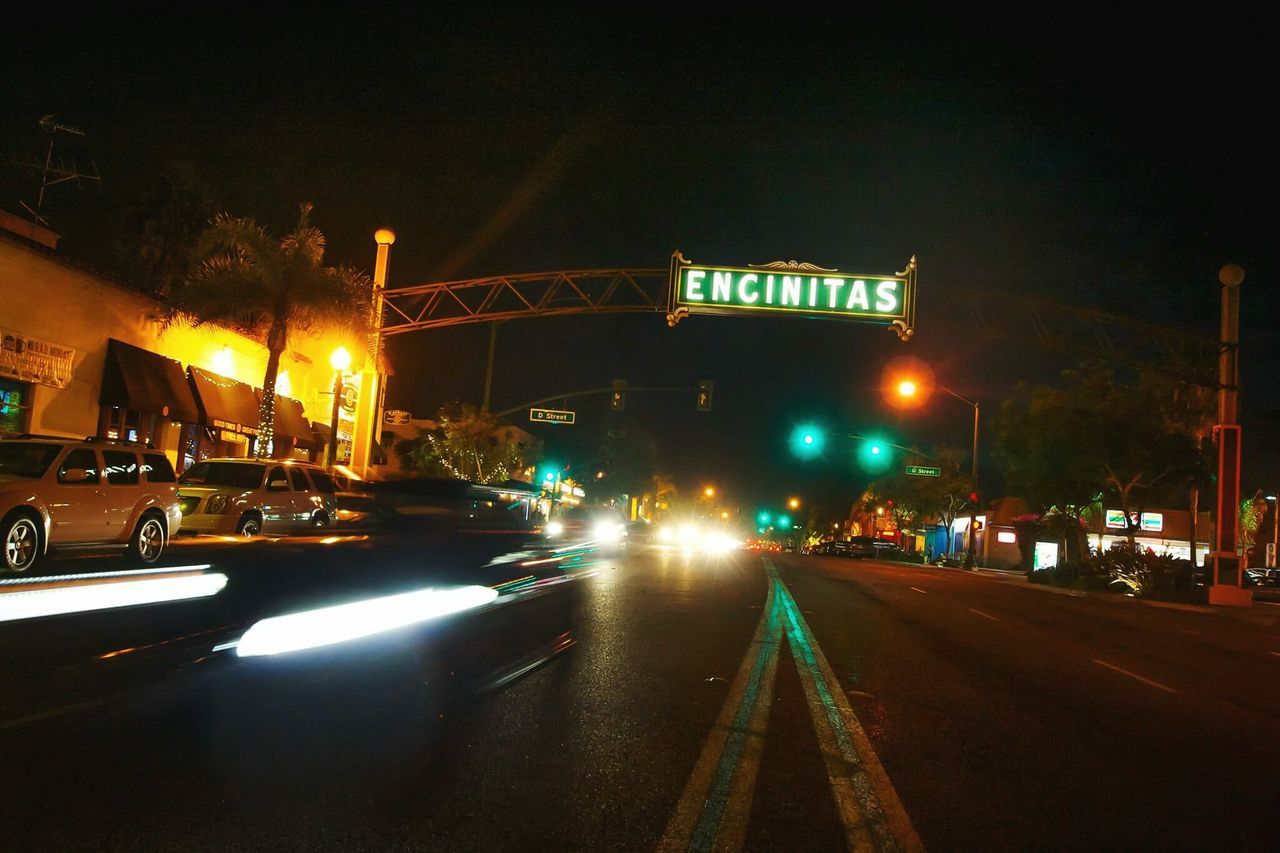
(0, 225, 373, 473)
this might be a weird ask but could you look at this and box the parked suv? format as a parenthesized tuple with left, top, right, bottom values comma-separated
(176, 458, 337, 537)
(0, 435, 182, 574)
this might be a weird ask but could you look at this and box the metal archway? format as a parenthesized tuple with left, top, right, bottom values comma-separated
(381, 267, 1215, 381)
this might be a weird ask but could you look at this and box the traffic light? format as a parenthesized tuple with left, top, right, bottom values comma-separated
(758, 511, 772, 525)
(610, 379, 627, 412)
(857, 435, 893, 471)
(778, 514, 792, 528)
(789, 423, 826, 460)
(696, 379, 714, 412)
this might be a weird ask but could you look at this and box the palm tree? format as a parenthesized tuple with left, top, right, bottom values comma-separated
(168, 203, 373, 457)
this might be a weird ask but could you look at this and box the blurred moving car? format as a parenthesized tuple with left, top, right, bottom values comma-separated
(333, 491, 381, 527)
(0, 435, 181, 573)
(1, 476, 586, 731)
(177, 458, 338, 536)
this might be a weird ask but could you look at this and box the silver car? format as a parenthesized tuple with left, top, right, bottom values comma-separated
(176, 458, 337, 537)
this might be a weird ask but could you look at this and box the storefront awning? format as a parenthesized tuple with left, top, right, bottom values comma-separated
(189, 366, 261, 435)
(100, 339, 200, 423)
(257, 391, 323, 450)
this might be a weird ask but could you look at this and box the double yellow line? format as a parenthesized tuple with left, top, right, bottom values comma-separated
(659, 558, 923, 852)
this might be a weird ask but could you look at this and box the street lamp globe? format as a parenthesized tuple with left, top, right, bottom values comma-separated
(897, 379, 917, 398)
(788, 497, 800, 510)
(330, 346, 352, 372)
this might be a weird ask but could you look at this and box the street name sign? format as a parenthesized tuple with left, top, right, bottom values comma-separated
(530, 407, 576, 425)
(905, 465, 941, 477)
(666, 252, 917, 340)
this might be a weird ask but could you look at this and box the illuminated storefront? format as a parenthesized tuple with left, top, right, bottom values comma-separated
(0, 225, 367, 472)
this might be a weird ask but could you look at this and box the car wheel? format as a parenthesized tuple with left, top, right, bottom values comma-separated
(129, 515, 166, 565)
(237, 514, 262, 537)
(3, 513, 41, 574)
(312, 511, 330, 528)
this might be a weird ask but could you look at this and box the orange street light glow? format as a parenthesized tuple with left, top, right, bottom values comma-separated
(704, 486, 716, 498)
(897, 379, 917, 398)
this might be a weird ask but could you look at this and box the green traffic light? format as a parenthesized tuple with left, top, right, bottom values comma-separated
(789, 423, 825, 460)
(758, 511, 772, 525)
(778, 514, 791, 528)
(857, 437, 892, 471)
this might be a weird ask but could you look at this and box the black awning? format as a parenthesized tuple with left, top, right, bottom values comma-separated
(257, 391, 323, 450)
(100, 339, 200, 423)
(189, 366, 261, 435)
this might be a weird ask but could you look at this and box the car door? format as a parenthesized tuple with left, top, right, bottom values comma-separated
(48, 447, 105, 543)
(286, 466, 314, 528)
(100, 449, 141, 539)
(260, 465, 293, 528)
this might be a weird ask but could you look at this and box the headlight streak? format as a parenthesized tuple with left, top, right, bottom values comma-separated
(234, 585, 499, 658)
(0, 571, 227, 623)
(545, 521, 565, 537)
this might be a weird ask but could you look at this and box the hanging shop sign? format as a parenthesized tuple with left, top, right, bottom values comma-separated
(0, 327, 75, 389)
(665, 252, 917, 340)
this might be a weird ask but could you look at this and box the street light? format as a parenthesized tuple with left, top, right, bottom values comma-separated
(895, 377, 981, 569)
(326, 347, 352, 469)
(788, 497, 800, 510)
(704, 485, 716, 499)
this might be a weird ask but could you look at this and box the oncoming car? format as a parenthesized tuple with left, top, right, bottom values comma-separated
(176, 458, 337, 537)
(0, 435, 181, 573)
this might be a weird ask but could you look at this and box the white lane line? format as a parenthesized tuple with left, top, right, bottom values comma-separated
(1092, 659, 1177, 694)
(968, 607, 999, 621)
(909, 587, 927, 594)
(1269, 652, 1280, 658)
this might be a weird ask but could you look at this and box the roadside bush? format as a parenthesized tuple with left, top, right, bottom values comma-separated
(1029, 545, 1201, 602)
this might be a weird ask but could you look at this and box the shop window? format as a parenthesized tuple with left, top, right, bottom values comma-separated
(0, 378, 29, 435)
(102, 450, 140, 485)
(99, 406, 156, 444)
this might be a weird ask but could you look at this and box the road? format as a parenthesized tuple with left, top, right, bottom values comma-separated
(2, 544, 1279, 851)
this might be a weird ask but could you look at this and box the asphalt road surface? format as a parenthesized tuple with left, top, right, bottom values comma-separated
(3, 544, 1279, 851)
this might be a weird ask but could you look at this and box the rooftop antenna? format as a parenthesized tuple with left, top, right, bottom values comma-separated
(9, 115, 101, 226)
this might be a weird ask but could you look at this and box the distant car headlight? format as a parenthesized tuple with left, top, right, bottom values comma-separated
(593, 521, 623, 543)
(546, 521, 564, 537)
(207, 494, 230, 515)
(657, 526, 673, 543)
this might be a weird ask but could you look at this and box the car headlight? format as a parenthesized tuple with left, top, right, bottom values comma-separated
(593, 521, 623, 543)
(546, 521, 564, 537)
(207, 494, 230, 514)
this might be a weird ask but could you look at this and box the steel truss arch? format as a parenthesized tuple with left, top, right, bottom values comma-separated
(381, 267, 1215, 381)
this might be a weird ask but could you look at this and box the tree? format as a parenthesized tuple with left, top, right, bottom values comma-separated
(168, 204, 373, 457)
(395, 402, 539, 483)
(998, 363, 1212, 562)
(113, 162, 216, 295)
(862, 446, 973, 555)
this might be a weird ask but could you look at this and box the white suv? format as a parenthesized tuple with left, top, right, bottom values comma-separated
(176, 458, 338, 537)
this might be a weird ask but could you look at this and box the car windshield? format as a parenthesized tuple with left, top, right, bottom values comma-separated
(179, 461, 266, 488)
(0, 442, 62, 478)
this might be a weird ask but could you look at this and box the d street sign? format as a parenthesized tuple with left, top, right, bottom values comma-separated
(530, 407, 576, 425)
(666, 252, 917, 340)
(905, 465, 941, 477)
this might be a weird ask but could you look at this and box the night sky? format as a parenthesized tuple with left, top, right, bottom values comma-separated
(4, 7, 1275, 518)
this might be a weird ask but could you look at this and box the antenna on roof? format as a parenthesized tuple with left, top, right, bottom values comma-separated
(9, 115, 101, 226)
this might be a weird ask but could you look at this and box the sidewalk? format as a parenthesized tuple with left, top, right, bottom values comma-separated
(961, 566, 1280, 627)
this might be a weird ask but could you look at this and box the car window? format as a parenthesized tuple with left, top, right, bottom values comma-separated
(0, 442, 62, 478)
(180, 461, 267, 488)
(309, 470, 336, 493)
(287, 466, 311, 492)
(266, 466, 290, 491)
(141, 453, 176, 483)
(102, 450, 140, 485)
(57, 448, 100, 484)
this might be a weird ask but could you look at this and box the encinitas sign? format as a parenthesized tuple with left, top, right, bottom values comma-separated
(666, 253, 917, 340)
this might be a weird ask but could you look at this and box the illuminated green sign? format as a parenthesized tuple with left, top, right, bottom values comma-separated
(905, 465, 941, 477)
(666, 252, 917, 340)
(530, 407, 575, 425)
